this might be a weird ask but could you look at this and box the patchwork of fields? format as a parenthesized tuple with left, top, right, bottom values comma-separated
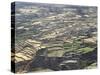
(11, 2, 97, 73)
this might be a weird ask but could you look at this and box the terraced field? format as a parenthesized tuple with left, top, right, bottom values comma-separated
(11, 2, 97, 73)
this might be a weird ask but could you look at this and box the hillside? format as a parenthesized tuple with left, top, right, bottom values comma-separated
(11, 2, 97, 73)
